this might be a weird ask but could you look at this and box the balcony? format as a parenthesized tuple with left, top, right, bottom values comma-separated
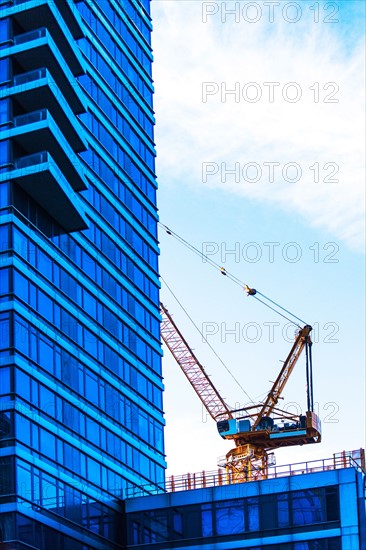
(2, 0, 84, 42)
(11, 13, 84, 76)
(2, 109, 87, 191)
(1, 69, 87, 152)
(0, 28, 86, 114)
(0, 152, 88, 233)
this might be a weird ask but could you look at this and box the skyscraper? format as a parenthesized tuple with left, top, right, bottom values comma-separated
(0, 1, 165, 548)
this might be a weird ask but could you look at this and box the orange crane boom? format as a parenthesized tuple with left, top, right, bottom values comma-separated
(252, 325, 312, 430)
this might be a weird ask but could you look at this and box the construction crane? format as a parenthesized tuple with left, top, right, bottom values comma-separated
(160, 302, 321, 483)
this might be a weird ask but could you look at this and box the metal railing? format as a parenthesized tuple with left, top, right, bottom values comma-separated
(126, 449, 365, 498)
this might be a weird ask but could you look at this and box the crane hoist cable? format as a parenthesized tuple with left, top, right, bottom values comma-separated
(161, 275, 256, 405)
(159, 222, 307, 328)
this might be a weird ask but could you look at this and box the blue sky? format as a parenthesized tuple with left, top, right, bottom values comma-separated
(151, 0, 365, 474)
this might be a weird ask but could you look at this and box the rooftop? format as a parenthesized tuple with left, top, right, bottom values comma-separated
(126, 448, 365, 499)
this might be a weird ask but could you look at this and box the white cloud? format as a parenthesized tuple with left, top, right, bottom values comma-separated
(151, 1, 365, 251)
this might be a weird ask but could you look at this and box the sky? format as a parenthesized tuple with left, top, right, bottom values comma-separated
(150, 0, 366, 476)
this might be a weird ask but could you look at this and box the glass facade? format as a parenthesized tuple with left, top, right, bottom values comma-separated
(125, 467, 366, 549)
(128, 487, 340, 547)
(0, 1, 165, 548)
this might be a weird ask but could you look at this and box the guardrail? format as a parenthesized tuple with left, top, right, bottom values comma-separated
(126, 449, 365, 498)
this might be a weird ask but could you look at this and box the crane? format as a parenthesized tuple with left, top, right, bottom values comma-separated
(160, 302, 321, 483)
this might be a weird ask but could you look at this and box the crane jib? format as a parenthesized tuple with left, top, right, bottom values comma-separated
(160, 303, 233, 421)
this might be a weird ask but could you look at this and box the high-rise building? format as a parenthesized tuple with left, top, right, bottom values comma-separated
(0, 1, 165, 548)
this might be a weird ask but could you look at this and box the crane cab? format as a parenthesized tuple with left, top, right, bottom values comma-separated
(217, 417, 274, 439)
(217, 418, 251, 438)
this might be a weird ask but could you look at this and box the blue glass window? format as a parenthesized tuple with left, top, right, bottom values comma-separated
(247, 498, 259, 531)
(0, 366, 11, 394)
(216, 500, 245, 535)
(292, 490, 324, 525)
